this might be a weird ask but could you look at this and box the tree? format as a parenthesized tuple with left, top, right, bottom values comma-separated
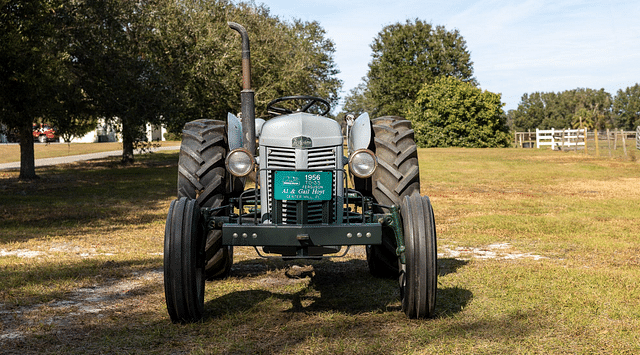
(342, 82, 375, 116)
(511, 92, 547, 130)
(0, 0, 77, 179)
(613, 84, 640, 130)
(365, 19, 475, 117)
(407, 76, 510, 148)
(150, 1, 342, 134)
(65, 0, 170, 163)
(513, 88, 612, 131)
(568, 88, 612, 129)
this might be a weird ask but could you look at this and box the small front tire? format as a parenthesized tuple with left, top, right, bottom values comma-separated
(400, 193, 437, 318)
(164, 197, 206, 323)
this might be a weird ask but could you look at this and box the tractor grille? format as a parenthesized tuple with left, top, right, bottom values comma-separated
(265, 147, 296, 169)
(265, 146, 338, 224)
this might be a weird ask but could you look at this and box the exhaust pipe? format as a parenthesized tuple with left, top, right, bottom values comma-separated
(228, 22, 256, 155)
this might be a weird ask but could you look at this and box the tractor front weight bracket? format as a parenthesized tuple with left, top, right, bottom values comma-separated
(387, 205, 406, 264)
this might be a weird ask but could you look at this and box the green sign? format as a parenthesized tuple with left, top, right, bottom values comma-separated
(273, 171, 332, 201)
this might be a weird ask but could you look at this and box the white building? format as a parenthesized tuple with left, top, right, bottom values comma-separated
(0, 124, 7, 143)
(62, 119, 166, 143)
(0, 120, 167, 144)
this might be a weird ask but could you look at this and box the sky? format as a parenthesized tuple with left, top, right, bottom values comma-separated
(256, 0, 640, 112)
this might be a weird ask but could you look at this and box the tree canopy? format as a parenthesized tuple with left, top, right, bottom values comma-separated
(1, 0, 342, 174)
(406, 76, 510, 148)
(65, 0, 170, 163)
(341, 82, 375, 117)
(352, 19, 475, 117)
(613, 84, 640, 130)
(511, 88, 613, 131)
(0, 0, 84, 178)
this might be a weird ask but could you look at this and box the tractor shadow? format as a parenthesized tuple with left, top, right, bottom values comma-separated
(203, 256, 472, 319)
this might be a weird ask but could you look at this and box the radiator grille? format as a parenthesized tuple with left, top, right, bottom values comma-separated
(265, 146, 338, 224)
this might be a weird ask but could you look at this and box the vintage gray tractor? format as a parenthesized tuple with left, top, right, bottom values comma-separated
(164, 22, 437, 323)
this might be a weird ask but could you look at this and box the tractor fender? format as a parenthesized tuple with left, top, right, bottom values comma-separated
(348, 112, 372, 154)
(255, 118, 265, 138)
(227, 113, 243, 150)
(227, 113, 266, 151)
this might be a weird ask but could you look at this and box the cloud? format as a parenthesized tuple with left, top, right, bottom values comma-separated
(444, 0, 640, 109)
(262, 0, 640, 111)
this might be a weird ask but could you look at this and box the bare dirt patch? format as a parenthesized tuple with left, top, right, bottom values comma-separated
(0, 268, 162, 343)
(439, 242, 547, 261)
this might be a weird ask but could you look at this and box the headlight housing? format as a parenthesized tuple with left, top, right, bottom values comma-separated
(348, 149, 377, 178)
(225, 148, 255, 177)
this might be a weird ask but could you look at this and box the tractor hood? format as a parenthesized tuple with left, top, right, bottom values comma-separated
(259, 113, 343, 148)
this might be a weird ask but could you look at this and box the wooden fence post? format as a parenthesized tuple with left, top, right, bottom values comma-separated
(584, 128, 588, 154)
(595, 129, 599, 156)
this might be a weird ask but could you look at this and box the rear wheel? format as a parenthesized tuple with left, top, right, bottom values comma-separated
(371, 116, 420, 206)
(178, 119, 236, 279)
(164, 197, 205, 323)
(400, 193, 437, 318)
(366, 116, 420, 278)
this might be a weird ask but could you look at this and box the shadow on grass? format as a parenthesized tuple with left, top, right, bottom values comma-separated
(0, 153, 178, 244)
(204, 257, 472, 320)
(1, 258, 471, 354)
(205, 258, 399, 317)
(438, 257, 469, 276)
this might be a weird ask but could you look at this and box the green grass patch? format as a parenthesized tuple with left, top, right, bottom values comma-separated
(1, 147, 639, 353)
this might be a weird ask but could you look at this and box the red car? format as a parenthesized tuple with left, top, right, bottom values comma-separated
(33, 123, 58, 143)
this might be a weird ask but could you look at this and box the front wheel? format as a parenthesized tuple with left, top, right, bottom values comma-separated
(400, 193, 437, 318)
(164, 197, 206, 323)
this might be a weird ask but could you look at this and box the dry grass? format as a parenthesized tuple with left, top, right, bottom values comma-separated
(1, 147, 640, 354)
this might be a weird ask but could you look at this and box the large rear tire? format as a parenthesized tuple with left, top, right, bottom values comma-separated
(164, 197, 206, 323)
(400, 193, 437, 318)
(177, 119, 235, 279)
(366, 116, 421, 278)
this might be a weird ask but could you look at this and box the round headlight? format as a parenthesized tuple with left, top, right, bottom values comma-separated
(349, 149, 377, 178)
(226, 148, 255, 177)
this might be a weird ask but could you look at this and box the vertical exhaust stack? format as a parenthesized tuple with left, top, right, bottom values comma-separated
(228, 22, 256, 155)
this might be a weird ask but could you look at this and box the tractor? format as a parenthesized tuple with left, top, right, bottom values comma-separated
(164, 22, 437, 323)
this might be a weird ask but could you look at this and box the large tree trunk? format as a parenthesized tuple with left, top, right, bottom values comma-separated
(18, 121, 37, 180)
(121, 119, 135, 164)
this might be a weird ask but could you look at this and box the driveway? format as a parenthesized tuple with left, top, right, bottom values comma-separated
(0, 145, 180, 171)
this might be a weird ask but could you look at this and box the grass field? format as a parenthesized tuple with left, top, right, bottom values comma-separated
(1, 147, 639, 354)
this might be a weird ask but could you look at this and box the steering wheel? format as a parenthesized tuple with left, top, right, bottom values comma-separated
(266, 95, 331, 116)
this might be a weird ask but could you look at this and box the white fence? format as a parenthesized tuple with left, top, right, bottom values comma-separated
(536, 128, 587, 150)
